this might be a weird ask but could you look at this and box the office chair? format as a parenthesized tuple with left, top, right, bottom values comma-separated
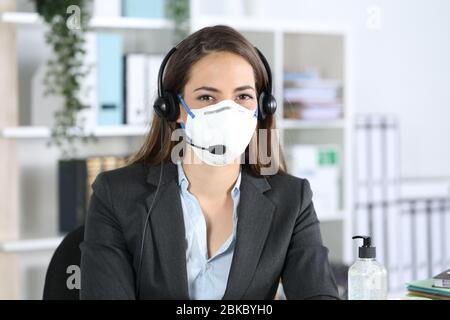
(43, 225, 84, 300)
(330, 262, 349, 299)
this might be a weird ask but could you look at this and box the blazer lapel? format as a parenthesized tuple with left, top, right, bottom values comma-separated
(144, 162, 190, 299)
(222, 169, 275, 300)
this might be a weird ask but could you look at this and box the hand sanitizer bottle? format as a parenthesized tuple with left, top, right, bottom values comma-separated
(348, 235, 388, 300)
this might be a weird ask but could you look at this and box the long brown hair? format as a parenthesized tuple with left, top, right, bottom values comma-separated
(128, 25, 286, 176)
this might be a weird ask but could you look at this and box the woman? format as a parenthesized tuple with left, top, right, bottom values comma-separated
(80, 25, 339, 300)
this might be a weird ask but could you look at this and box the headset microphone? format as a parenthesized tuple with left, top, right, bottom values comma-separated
(187, 141, 227, 155)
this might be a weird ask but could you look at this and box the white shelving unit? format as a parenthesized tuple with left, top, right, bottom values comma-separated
(0, 125, 149, 139)
(0, 237, 64, 253)
(277, 119, 346, 130)
(0, 1, 354, 299)
(0, 11, 174, 30)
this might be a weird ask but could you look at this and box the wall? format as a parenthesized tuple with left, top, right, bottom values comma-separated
(249, 0, 450, 180)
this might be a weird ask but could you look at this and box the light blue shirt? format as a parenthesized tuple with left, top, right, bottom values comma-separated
(176, 162, 241, 300)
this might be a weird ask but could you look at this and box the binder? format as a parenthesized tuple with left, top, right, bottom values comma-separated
(94, 0, 121, 17)
(59, 155, 130, 233)
(77, 33, 97, 129)
(147, 54, 164, 122)
(125, 53, 164, 125)
(122, 0, 165, 18)
(96, 33, 124, 125)
(125, 54, 147, 125)
(58, 160, 87, 233)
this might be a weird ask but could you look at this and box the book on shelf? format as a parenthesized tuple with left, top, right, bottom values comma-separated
(283, 70, 343, 120)
(284, 87, 340, 103)
(284, 103, 342, 120)
(58, 155, 131, 233)
(406, 279, 450, 300)
(284, 70, 320, 82)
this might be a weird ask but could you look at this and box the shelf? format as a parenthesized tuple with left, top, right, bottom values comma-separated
(1, 12, 351, 33)
(192, 15, 351, 35)
(0, 125, 149, 139)
(318, 214, 345, 222)
(191, 15, 280, 32)
(277, 118, 345, 130)
(0, 12, 174, 30)
(0, 237, 63, 253)
(0, 121, 345, 137)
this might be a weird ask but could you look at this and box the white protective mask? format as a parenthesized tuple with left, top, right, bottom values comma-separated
(178, 94, 258, 166)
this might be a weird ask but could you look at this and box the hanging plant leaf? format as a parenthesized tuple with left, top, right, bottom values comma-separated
(32, 0, 97, 159)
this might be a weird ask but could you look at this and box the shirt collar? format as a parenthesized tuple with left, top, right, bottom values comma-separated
(176, 161, 241, 197)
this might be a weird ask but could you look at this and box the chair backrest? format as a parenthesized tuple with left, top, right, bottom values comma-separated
(43, 225, 84, 300)
(330, 262, 349, 300)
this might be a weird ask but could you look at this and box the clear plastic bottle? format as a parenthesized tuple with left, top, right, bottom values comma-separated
(348, 235, 388, 300)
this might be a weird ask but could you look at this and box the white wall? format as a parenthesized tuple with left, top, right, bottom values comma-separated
(250, 0, 450, 180)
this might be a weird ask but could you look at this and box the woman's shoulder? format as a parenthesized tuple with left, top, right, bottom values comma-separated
(265, 171, 311, 195)
(93, 159, 149, 191)
(262, 171, 314, 215)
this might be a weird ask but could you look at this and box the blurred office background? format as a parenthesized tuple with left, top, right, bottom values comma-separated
(0, 0, 449, 299)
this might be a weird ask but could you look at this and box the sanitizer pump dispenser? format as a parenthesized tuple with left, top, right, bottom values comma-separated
(348, 235, 388, 300)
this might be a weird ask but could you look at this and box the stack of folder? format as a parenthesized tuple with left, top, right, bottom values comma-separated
(406, 279, 450, 300)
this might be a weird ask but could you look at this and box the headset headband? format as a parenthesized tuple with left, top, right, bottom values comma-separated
(157, 45, 273, 97)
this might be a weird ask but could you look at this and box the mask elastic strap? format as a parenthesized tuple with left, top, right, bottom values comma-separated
(176, 95, 194, 145)
(177, 94, 196, 119)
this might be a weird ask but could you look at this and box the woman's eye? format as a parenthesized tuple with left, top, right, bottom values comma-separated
(237, 94, 253, 100)
(197, 95, 214, 102)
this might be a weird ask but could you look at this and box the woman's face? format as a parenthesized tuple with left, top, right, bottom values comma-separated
(176, 51, 257, 124)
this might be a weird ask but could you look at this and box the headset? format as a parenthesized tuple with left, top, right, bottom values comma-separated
(153, 44, 277, 122)
(135, 42, 277, 299)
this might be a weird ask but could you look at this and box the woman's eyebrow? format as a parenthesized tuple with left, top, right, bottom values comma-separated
(193, 85, 255, 93)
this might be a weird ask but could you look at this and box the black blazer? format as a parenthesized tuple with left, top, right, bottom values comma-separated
(80, 160, 339, 300)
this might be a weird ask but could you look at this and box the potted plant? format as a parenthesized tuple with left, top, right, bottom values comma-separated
(166, 0, 190, 43)
(33, 0, 96, 158)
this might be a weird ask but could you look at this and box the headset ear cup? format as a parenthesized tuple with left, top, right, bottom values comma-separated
(153, 96, 169, 119)
(163, 91, 180, 122)
(153, 91, 180, 121)
(258, 92, 267, 121)
(264, 94, 277, 116)
(258, 92, 277, 121)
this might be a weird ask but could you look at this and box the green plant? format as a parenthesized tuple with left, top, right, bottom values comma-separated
(165, 0, 190, 43)
(34, 0, 97, 158)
